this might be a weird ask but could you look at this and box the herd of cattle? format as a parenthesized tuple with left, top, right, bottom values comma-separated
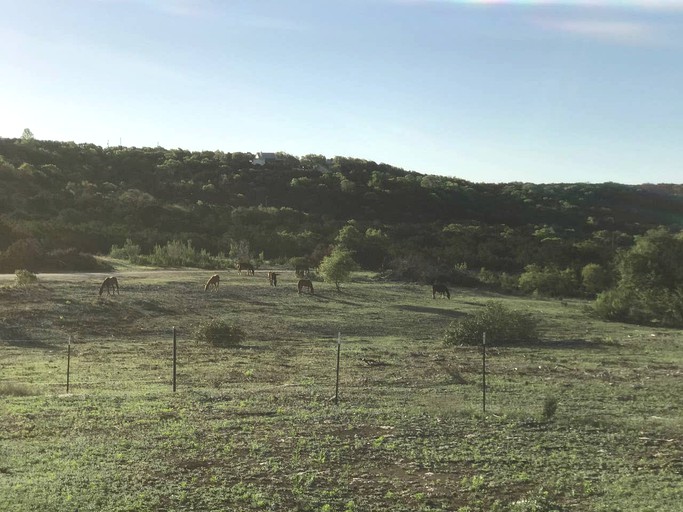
(201, 271, 314, 295)
(98, 263, 451, 299)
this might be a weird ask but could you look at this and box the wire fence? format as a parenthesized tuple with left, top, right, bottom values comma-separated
(0, 333, 179, 395)
(2, 332, 534, 415)
(2, 329, 357, 397)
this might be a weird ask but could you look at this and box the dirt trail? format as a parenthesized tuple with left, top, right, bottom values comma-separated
(0, 268, 291, 283)
(0, 269, 213, 283)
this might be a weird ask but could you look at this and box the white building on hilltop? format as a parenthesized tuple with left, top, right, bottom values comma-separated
(251, 152, 281, 166)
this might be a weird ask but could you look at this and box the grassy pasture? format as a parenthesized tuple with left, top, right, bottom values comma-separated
(0, 269, 681, 511)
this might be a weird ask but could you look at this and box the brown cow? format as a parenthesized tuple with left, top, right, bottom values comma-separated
(205, 274, 220, 291)
(99, 276, 119, 296)
(432, 283, 450, 299)
(237, 262, 255, 275)
(297, 279, 314, 295)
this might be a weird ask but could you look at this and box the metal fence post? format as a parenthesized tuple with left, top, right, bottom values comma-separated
(482, 332, 486, 413)
(334, 332, 341, 404)
(172, 327, 177, 393)
(66, 335, 72, 394)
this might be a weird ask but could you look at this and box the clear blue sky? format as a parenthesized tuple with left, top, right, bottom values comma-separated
(2, 0, 682, 184)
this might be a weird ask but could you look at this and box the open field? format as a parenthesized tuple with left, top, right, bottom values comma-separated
(1, 268, 681, 511)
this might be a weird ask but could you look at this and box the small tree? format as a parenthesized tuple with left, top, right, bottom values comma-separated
(21, 128, 35, 142)
(318, 247, 358, 291)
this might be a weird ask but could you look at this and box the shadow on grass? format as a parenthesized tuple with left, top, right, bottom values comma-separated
(484, 339, 615, 350)
(0, 325, 54, 349)
(540, 339, 616, 350)
(300, 292, 364, 307)
(393, 305, 467, 319)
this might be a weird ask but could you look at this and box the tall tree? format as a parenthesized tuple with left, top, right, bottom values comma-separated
(20, 128, 35, 142)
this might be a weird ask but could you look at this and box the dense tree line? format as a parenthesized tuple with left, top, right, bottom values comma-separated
(1, 136, 681, 324)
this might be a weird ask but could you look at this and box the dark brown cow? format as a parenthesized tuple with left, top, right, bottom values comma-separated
(99, 276, 119, 296)
(237, 262, 255, 275)
(297, 279, 314, 295)
(432, 283, 450, 299)
(295, 265, 309, 278)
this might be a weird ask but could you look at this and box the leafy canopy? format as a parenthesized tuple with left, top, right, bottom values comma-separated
(594, 228, 683, 326)
(318, 247, 358, 291)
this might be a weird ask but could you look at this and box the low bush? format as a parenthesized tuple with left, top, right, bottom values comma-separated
(594, 286, 683, 327)
(195, 319, 245, 347)
(44, 248, 112, 272)
(1, 241, 110, 273)
(518, 265, 578, 297)
(14, 269, 38, 286)
(111, 239, 233, 269)
(472, 269, 521, 294)
(109, 238, 143, 263)
(444, 301, 539, 346)
(0, 238, 44, 273)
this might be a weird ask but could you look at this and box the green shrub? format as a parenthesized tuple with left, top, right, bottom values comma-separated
(594, 285, 683, 327)
(593, 288, 637, 323)
(444, 301, 539, 346)
(0, 238, 44, 273)
(14, 269, 38, 286)
(593, 229, 683, 327)
(478, 269, 521, 293)
(149, 240, 207, 267)
(112, 239, 232, 269)
(195, 319, 245, 347)
(147, 240, 233, 269)
(318, 247, 358, 291)
(44, 248, 111, 272)
(109, 238, 143, 263)
(541, 396, 559, 421)
(581, 263, 611, 296)
(499, 272, 519, 293)
(2, 241, 109, 273)
(478, 267, 499, 286)
(518, 264, 578, 297)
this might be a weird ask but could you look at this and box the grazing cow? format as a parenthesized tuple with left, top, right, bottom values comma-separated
(205, 274, 220, 292)
(432, 283, 450, 299)
(297, 279, 314, 295)
(237, 262, 255, 275)
(268, 272, 278, 287)
(99, 276, 119, 296)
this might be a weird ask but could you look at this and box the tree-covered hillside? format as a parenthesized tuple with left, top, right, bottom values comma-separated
(1, 136, 681, 292)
